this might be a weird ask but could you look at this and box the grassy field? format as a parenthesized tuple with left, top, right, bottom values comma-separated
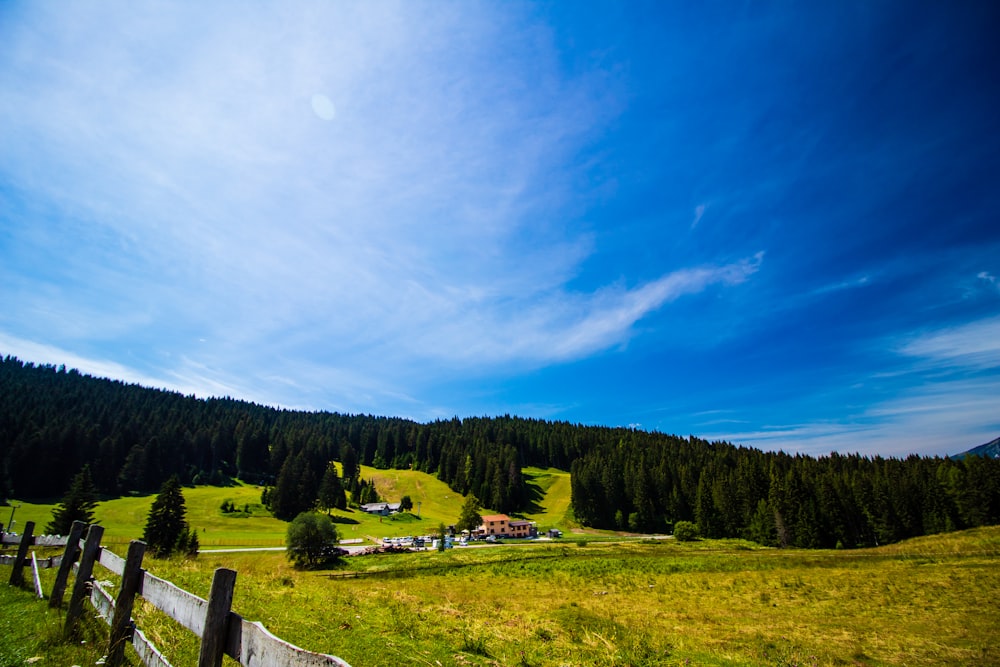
(0, 566, 138, 666)
(5, 473, 1000, 666)
(125, 527, 1000, 667)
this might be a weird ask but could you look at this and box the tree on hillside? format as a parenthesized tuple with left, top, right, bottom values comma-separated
(340, 442, 359, 482)
(143, 476, 198, 558)
(399, 495, 413, 512)
(286, 512, 340, 569)
(456, 495, 483, 534)
(46, 465, 99, 535)
(318, 463, 347, 514)
(269, 452, 318, 521)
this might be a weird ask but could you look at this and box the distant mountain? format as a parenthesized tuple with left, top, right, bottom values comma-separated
(952, 437, 1000, 460)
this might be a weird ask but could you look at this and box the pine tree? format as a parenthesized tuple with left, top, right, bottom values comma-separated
(186, 527, 200, 556)
(143, 476, 191, 558)
(46, 465, 99, 535)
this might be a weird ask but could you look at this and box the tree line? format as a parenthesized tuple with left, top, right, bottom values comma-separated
(570, 435, 999, 548)
(2, 356, 998, 547)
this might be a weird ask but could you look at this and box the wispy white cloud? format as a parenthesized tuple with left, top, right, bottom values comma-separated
(705, 316, 1000, 456)
(704, 376, 1000, 458)
(978, 271, 999, 292)
(0, 2, 760, 416)
(406, 252, 764, 365)
(811, 274, 871, 296)
(900, 316, 1000, 370)
(690, 203, 707, 229)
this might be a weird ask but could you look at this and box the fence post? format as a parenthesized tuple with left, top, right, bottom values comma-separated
(65, 524, 104, 639)
(49, 520, 86, 608)
(198, 568, 237, 667)
(8, 520, 35, 587)
(107, 540, 146, 667)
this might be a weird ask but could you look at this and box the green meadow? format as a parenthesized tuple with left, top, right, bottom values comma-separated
(3, 469, 1000, 666)
(4, 465, 578, 547)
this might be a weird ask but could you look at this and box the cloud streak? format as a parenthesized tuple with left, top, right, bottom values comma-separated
(413, 252, 764, 365)
(0, 2, 763, 415)
(900, 316, 1000, 370)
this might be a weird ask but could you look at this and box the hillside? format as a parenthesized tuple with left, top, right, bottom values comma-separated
(953, 436, 1000, 460)
(4, 465, 577, 549)
(3, 355, 1000, 550)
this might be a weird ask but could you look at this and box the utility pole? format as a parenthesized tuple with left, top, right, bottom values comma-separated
(417, 502, 421, 519)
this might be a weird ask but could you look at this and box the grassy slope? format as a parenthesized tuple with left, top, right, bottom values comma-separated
(360, 464, 576, 532)
(3, 463, 578, 548)
(521, 466, 575, 530)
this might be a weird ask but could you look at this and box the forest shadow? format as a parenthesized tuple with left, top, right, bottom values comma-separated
(521, 472, 547, 515)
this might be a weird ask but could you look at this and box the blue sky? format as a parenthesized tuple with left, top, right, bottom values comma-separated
(2, 2, 998, 458)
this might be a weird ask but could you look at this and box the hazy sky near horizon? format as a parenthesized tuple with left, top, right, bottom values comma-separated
(2, 2, 998, 458)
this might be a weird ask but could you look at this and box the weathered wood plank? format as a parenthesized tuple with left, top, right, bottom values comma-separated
(0, 554, 62, 569)
(141, 570, 208, 636)
(108, 540, 146, 667)
(31, 552, 44, 598)
(199, 568, 237, 667)
(90, 580, 116, 626)
(98, 546, 127, 576)
(50, 521, 84, 608)
(132, 627, 173, 667)
(65, 524, 105, 638)
(9, 521, 34, 586)
(227, 614, 351, 667)
(0, 533, 70, 547)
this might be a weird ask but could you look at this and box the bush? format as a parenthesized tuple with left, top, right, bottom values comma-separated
(286, 512, 341, 569)
(673, 520, 700, 542)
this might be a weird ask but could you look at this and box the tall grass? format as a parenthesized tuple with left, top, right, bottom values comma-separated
(130, 528, 1000, 667)
(0, 567, 138, 666)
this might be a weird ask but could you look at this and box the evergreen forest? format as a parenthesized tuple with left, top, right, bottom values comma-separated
(2, 356, 998, 548)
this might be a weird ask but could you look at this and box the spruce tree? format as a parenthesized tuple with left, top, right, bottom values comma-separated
(143, 475, 190, 558)
(46, 465, 99, 535)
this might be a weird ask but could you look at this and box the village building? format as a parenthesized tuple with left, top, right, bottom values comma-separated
(360, 502, 401, 516)
(476, 513, 537, 539)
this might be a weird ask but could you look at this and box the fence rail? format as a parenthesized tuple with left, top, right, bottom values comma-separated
(3, 521, 351, 667)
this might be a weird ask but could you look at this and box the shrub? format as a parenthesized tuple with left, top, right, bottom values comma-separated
(673, 520, 700, 542)
(286, 512, 341, 569)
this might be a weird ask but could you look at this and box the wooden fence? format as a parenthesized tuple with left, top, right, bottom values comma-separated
(2, 520, 351, 667)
